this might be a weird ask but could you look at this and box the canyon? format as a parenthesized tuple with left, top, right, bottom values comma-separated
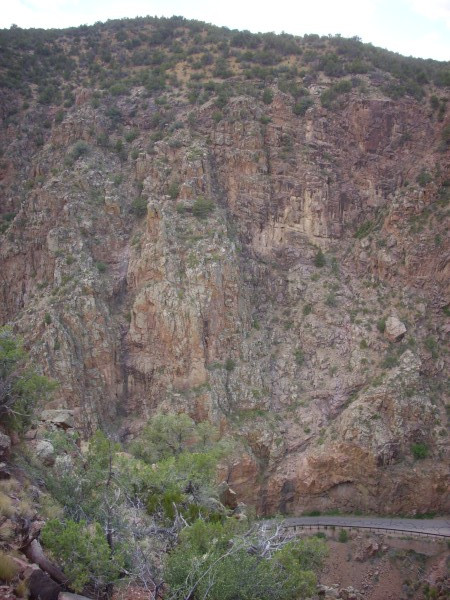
(0, 19, 449, 518)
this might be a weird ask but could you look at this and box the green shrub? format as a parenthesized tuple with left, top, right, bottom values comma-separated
(109, 82, 129, 97)
(95, 261, 107, 273)
(330, 257, 339, 276)
(54, 110, 65, 124)
(314, 249, 326, 268)
(131, 197, 148, 217)
(0, 327, 56, 433)
(425, 336, 438, 358)
(225, 358, 236, 372)
(44, 312, 52, 325)
(417, 170, 432, 187)
(192, 196, 215, 219)
(381, 354, 397, 369)
(411, 442, 429, 460)
(354, 220, 373, 239)
(167, 182, 180, 199)
(377, 317, 386, 333)
(294, 349, 304, 365)
(325, 292, 337, 307)
(293, 97, 313, 115)
(96, 132, 109, 147)
(124, 129, 138, 143)
(442, 124, 450, 145)
(262, 88, 274, 104)
(68, 140, 89, 162)
(303, 304, 312, 316)
(320, 80, 352, 108)
(115, 139, 126, 159)
(338, 529, 349, 543)
(430, 95, 440, 110)
(347, 59, 369, 74)
(41, 519, 123, 593)
(165, 519, 326, 600)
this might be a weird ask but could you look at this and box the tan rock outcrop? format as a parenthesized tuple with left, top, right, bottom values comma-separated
(384, 316, 406, 342)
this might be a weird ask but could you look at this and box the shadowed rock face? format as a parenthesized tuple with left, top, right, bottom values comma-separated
(0, 24, 448, 517)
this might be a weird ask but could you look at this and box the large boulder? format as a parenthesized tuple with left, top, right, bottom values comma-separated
(40, 410, 74, 430)
(384, 315, 406, 342)
(28, 570, 62, 600)
(35, 440, 55, 466)
(355, 539, 380, 562)
(218, 481, 238, 509)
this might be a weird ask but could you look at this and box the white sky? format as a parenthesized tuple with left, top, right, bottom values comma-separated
(1, 0, 450, 61)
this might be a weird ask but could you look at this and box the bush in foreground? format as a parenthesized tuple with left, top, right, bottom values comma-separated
(165, 520, 327, 600)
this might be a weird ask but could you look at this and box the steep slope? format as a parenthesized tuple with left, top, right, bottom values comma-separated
(0, 18, 449, 516)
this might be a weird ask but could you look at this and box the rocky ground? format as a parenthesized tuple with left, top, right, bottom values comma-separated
(318, 531, 449, 600)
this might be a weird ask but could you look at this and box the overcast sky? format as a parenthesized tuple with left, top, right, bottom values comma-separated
(1, 0, 449, 61)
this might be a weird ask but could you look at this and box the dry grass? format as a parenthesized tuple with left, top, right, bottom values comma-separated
(0, 492, 14, 518)
(0, 521, 14, 542)
(39, 493, 63, 520)
(0, 552, 19, 582)
(17, 500, 34, 519)
(0, 480, 20, 494)
(15, 579, 29, 599)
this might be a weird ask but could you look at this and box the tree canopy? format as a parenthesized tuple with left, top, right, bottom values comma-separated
(0, 327, 56, 433)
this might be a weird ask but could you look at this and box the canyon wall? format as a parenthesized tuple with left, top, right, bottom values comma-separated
(1, 26, 448, 516)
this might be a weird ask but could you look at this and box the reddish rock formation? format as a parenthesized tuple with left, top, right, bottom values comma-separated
(0, 21, 448, 515)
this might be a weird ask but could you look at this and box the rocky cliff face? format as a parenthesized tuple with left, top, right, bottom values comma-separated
(0, 19, 448, 516)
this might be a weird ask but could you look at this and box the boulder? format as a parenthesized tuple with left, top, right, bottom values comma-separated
(218, 481, 238, 509)
(384, 316, 406, 342)
(35, 440, 55, 466)
(40, 410, 74, 429)
(24, 428, 38, 440)
(233, 502, 247, 517)
(318, 584, 339, 598)
(0, 585, 15, 600)
(340, 587, 363, 600)
(0, 432, 11, 461)
(28, 569, 62, 600)
(355, 539, 380, 562)
(0, 462, 11, 479)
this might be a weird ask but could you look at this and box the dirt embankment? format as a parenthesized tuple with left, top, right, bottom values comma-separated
(316, 530, 449, 600)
